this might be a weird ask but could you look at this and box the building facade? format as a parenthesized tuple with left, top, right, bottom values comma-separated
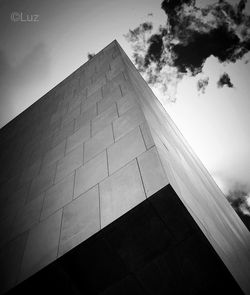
(0, 40, 249, 294)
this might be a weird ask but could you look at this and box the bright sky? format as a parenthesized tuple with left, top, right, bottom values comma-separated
(0, 0, 249, 195)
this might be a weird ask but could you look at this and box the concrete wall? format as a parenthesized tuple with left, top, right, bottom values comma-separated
(0, 41, 168, 294)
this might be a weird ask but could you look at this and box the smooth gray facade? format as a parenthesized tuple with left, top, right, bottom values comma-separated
(0, 41, 168, 294)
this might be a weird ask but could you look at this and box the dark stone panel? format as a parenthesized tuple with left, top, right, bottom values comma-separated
(149, 184, 197, 243)
(135, 249, 185, 295)
(8, 262, 82, 295)
(59, 236, 129, 294)
(100, 275, 145, 295)
(103, 200, 174, 272)
(6, 184, 243, 295)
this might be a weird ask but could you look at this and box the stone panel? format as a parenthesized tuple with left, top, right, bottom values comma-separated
(41, 173, 74, 220)
(66, 121, 90, 153)
(28, 163, 57, 203)
(75, 104, 97, 131)
(138, 147, 168, 197)
(59, 185, 100, 256)
(100, 160, 145, 227)
(97, 87, 122, 114)
(113, 107, 145, 141)
(55, 144, 83, 183)
(82, 88, 102, 111)
(61, 107, 80, 127)
(74, 151, 108, 198)
(20, 159, 42, 185)
(140, 122, 155, 150)
(92, 104, 118, 135)
(11, 194, 44, 238)
(0, 232, 28, 294)
(52, 120, 74, 147)
(84, 125, 114, 163)
(107, 127, 146, 175)
(117, 92, 137, 116)
(68, 97, 81, 114)
(42, 139, 66, 168)
(0, 184, 30, 223)
(19, 209, 62, 282)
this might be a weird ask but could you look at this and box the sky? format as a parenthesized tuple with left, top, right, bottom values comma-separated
(0, 0, 249, 208)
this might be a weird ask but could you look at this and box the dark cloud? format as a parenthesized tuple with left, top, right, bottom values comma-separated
(226, 186, 250, 231)
(160, 0, 250, 74)
(171, 25, 241, 74)
(217, 72, 234, 88)
(125, 0, 250, 90)
(126, 22, 153, 43)
(144, 34, 163, 68)
(197, 76, 209, 93)
(161, 0, 195, 24)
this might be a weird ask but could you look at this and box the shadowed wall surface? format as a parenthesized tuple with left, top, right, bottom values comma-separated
(6, 185, 243, 295)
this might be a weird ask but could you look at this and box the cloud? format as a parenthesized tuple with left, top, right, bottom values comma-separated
(197, 76, 209, 93)
(161, 0, 250, 74)
(217, 72, 234, 88)
(126, 0, 250, 94)
(226, 184, 250, 230)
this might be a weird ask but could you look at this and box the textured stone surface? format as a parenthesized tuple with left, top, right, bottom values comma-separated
(52, 120, 74, 147)
(100, 160, 145, 227)
(101, 84, 122, 106)
(117, 92, 137, 116)
(0, 232, 28, 294)
(28, 163, 57, 203)
(0, 184, 29, 223)
(75, 104, 97, 131)
(19, 210, 62, 282)
(74, 151, 108, 198)
(62, 107, 80, 127)
(113, 106, 145, 141)
(97, 88, 122, 114)
(11, 194, 44, 238)
(67, 97, 81, 114)
(82, 88, 102, 111)
(84, 125, 114, 163)
(41, 173, 74, 220)
(20, 159, 41, 185)
(138, 147, 168, 197)
(42, 140, 66, 168)
(55, 144, 83, 183)
(140, 122, 155, 150)
(66, 121, 90, 153)
(107, 127, 146, 175)
(92, 104, 118, 135)
(59, 185, 100, 256)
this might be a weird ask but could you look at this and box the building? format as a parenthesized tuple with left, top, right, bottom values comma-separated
(0, 40, 249, 294)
